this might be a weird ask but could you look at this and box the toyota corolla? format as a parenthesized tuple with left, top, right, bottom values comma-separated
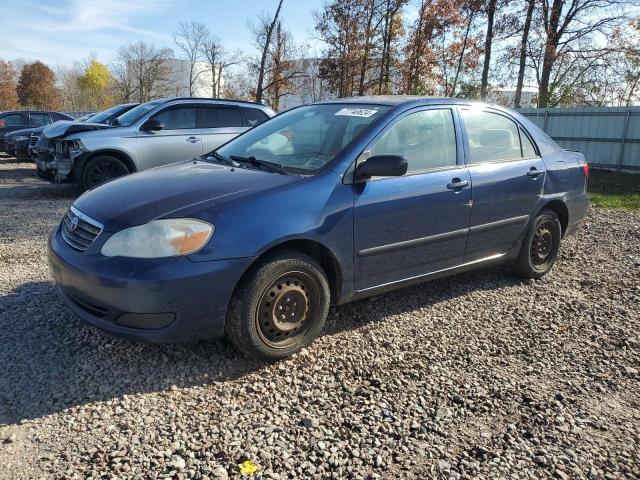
(48, 97, 589, 360)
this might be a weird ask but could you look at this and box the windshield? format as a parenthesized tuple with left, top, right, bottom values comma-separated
(115, 100, 164, 127)
(215, 104, 390, 173)
(85, 104, 129, 124)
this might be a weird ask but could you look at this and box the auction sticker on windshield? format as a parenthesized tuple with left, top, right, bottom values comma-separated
(334, 108, 379, 117)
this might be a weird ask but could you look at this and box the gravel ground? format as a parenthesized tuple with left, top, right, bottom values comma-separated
(0, 154, 639, 480)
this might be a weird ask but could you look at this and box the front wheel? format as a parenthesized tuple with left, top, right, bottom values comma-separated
(226, 251, 330, 361)
(82, 156, 129, 190)
(512, 209, 562, 279)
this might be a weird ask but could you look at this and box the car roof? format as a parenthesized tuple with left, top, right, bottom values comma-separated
(159, 97, 273, 110)
(316, 95, 503, 109)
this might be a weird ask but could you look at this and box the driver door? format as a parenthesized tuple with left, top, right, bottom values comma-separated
(136, 104, 202, 170)
(353, 107, 472, 291)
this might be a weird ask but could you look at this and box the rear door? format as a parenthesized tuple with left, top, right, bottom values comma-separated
(353, 107, 471, 290)
(136, 104, 202, 170)
(460, 107, 545, 262)
(29, 112, 53, 127)
(198, 105, 246, 154)
(0, 112, 29, 143)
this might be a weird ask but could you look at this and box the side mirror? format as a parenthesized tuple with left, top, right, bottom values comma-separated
(357, 154, 408, 180)
(143, 119, 164, 131)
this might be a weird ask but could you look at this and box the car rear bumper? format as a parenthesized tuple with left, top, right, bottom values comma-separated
(48, 226, 255, 343)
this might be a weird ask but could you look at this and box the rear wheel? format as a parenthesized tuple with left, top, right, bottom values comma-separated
(82, 156, 129, 190)
(512, 209, 562, 279)
(226, 251, 330, 361)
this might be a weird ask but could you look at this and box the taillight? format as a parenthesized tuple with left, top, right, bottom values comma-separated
(583, 162, 589, 177)
(0, 120, 5, 127)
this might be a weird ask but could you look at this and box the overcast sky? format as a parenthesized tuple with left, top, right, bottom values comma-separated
(0, 0, 327, 66)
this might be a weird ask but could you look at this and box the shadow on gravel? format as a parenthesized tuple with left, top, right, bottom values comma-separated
(0, 157, 81, 199)
(0, 266, 520, 425)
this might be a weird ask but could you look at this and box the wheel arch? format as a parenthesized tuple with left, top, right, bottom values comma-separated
(77, 149, 137, 178)
(539, 199, 569, 236)
(241, 238, 343, 305)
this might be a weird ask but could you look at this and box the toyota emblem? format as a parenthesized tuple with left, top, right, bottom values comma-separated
(69, 216, 79, 232)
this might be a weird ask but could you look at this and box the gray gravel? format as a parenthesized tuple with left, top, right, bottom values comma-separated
(1, 154, 639, 479)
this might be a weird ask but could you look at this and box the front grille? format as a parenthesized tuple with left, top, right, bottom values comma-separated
(61, 207, 103, 251)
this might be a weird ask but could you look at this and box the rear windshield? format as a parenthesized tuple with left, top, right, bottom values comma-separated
(215, 104, 390, 173)
(115, 100, 164, 127)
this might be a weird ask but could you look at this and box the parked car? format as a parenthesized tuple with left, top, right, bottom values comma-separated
(48, 96, 589, 361)
(37, 98, 274, 189)
(0, 110, 73, 152)
(30, 103, 139, 176)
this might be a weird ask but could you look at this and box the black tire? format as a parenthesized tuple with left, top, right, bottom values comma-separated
(226, 251, 331, 361)
(82, 156, 129, 190)
(512, 209, 562, 279)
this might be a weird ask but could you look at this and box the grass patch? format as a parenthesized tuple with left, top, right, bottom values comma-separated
(589, 192, 640, 210)
(588, 170, 639, 210)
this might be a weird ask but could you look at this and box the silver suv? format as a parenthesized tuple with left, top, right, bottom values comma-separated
(42, 98, 275, 190)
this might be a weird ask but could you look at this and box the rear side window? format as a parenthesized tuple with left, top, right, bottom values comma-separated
(369, 109, 457, 174)
(1, 113, 28, 127)
(520, 128, 537, 157)
(29, 113, 52, 126)
(241, 107, 269, 127)
(153, 107, 197, 130)
(461, 110, 523, 163)
(199, 107, 243, 128)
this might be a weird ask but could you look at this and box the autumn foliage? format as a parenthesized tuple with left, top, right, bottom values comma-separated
(16, 61, 61, 110)
(0, 60, 19, 110)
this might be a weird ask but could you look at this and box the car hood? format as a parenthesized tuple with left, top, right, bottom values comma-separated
(6, 126, 45, 138)
(43, 121, 112, 140)
(73, 160, 302, 231)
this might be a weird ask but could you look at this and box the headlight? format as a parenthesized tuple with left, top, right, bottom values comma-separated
(101, 219, 214, 258)
(68, 140, 86, 155)
(13, 135, 30, 142)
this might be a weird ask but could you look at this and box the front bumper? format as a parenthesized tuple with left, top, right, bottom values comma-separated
(48, 225, 255, 343)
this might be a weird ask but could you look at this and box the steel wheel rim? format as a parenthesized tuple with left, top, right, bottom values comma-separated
(530, 220, 555, 267)
(256, 271, 320, 349)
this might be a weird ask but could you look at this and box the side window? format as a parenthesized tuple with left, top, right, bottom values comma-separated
(1, 113, 28, 127)
(520, 128, 537, 158)
(461, 110, 523, 163)
(199, 107, 243, 128)
(369, 109, 457, 174)
(241, 107, 269, 127)
(30, 113, 52, 126)
(152, 107, 197, 130)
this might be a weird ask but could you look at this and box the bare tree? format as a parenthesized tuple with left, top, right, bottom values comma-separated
(378, 0, 407, 94)
(173, 21, 209, 96)
(201, 36, 244, 98)
(535, 0, 625, 107)
(254, 0, 284, 103)
(480, 0, 498, 99)
(514, 0, 536, 107)
(113, 41, 174, 103)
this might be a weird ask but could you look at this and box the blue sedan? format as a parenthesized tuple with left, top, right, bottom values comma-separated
(48, 97, 589, 360)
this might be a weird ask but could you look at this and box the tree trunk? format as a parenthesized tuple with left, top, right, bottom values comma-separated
(538, 0, 562, 108)
(480, 0, 497, 100)
(514, 0, 535, 108)
(451, 10, 475, 97)
(255, 0, 284, 103)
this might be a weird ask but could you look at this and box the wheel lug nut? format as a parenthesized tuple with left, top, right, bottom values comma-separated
(280, 314, 286, 320)
(278, 305, 283, 311)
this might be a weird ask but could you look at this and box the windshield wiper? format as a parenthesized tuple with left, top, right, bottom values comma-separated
(230, 155, 288, 175)
(204, 152, 241, 167)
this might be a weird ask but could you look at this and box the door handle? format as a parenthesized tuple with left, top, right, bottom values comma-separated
(527, 167, 543, 178)
(447, 178, 469, 191)
(186, 136, 199, 143)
